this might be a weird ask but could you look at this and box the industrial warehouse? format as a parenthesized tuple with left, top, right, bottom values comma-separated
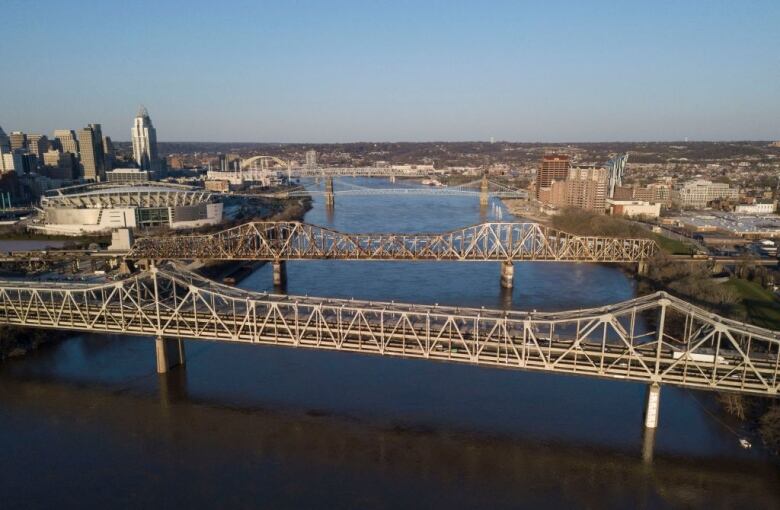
(29, 183, 224, 235)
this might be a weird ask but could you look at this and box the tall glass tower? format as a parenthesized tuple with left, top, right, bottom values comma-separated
(131, 105, 159, 170)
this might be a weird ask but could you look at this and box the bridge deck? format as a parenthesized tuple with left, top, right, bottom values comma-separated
(0, 265, 777, 397)
(128, 221, 658, 262)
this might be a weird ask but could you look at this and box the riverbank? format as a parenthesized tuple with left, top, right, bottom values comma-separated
(0, 326, 67, 360)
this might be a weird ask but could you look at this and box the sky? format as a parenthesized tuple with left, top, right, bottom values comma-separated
(0, 0, 778, 143)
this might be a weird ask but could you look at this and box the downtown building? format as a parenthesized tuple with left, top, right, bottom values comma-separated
(540, 166, 608, 213)
(53, 129, 80, 156)
(131, 105, 161, 172)
(77, 124, 106, 181)
(535, 155, 570, 199)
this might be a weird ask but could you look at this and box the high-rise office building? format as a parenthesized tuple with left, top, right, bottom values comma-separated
(12, 150, 37, 174)
(305, 149, 317, 168)
(103, 135, 115, 171)
(53, 129, 80, 156)
(27, 134, 50, 161)
(77, 124, 106, 181)
(43, 150, 79, 180)
(0, 126, 10, 152)
(9, 131, 27, 151)
(131, 105, 159, 170)
(536, 155, 570, 199)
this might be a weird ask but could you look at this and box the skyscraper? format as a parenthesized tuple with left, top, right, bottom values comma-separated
(535, 155, 570, 199)
(103, 135, 115, 171)
(0, 126, 10, 152)
(77, 124, 106, 181)
(131, 105, 159, 170)
(53, 129, 80, 156)
(27, 134, 50, 161)
(9, 131, 27, 151)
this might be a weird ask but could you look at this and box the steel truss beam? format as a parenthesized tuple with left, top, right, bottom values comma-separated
(0, 264, 776, 397)
(129, 222, 658, 262)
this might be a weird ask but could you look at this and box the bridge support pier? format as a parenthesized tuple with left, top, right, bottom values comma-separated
(644, 383, 661, 429)
(641, 383, 661, 462)
(500, 261, 514, 288)
(390, 175, 396, 183)
(479, 174, 489, 206)
(637, 260, 649, 276)
(273, 260, 287, 286)
(155, 336, 186, 374)
(325, 177, 335, 207)
(641, 426, 656, 464)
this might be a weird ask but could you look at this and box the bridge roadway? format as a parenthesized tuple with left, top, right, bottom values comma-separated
(128, 221, 658, 263)
(259, 177, 528, 200)
(0, 264, 777, 399)
(286, 166, 434, 178)
(278, 188, 526, 199)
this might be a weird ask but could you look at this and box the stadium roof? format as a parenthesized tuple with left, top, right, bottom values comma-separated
(41, 185, 215, 209)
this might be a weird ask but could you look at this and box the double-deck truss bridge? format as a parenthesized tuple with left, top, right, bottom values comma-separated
(0, 264, 777, 397)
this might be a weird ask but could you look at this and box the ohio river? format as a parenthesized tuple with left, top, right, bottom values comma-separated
(0, 178, 778, 509)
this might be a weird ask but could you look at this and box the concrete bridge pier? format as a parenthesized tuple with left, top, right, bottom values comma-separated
(325, 177, 335, 206)
(500, 261, 514, 288)
(644, 383, 661, 428)
(390, 175, 396, 183)
(641, 383, 661, 462)
(479, 174, 489, 206)
(273, 260, 287, 286)
(637, 260, 649, 276)
(641, 426, 656, 464)
(155, 336, 186, 374)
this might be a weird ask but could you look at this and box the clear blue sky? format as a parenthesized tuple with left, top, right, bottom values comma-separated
(1, 0, 778, 142)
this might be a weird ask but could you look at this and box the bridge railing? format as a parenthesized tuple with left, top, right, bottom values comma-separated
(0, 265, 776, 396)
(128, 221, 658, 262)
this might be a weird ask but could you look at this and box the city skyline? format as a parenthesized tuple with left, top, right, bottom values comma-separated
(1, 0, 779, 142)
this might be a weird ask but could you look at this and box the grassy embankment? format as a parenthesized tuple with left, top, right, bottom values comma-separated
(552, 208, 780, 452)
(724, 278, 780, 331)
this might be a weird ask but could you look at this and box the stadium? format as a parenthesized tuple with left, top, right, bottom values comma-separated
(31, 183, 224, 236)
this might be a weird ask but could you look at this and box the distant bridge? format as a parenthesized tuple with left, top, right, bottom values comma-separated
(288, 166, 434, 178)
(273, 178, 528, 200)
(0, 264, 777, 398)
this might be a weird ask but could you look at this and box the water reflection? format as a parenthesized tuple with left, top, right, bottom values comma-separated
(0, 178, 777, 508)
(0, 375, 776, 509)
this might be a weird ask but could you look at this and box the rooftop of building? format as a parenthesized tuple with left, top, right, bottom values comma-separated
(669, 211, 780, 235)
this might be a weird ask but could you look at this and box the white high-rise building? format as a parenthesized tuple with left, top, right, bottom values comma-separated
(131, 105, 159, 170)
(305, 149, 317, 168)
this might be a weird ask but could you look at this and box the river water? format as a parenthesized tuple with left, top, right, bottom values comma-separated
(0, 178, 778, 509)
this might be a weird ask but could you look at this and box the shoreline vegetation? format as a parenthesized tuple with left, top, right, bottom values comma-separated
(535, 207, 780, 454)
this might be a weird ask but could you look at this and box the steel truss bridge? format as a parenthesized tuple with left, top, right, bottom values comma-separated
(128, 221, 658, 262)
(0, 264, 777, 397)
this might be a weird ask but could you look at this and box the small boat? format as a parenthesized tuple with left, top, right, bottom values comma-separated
(739, 438, 752, 449)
